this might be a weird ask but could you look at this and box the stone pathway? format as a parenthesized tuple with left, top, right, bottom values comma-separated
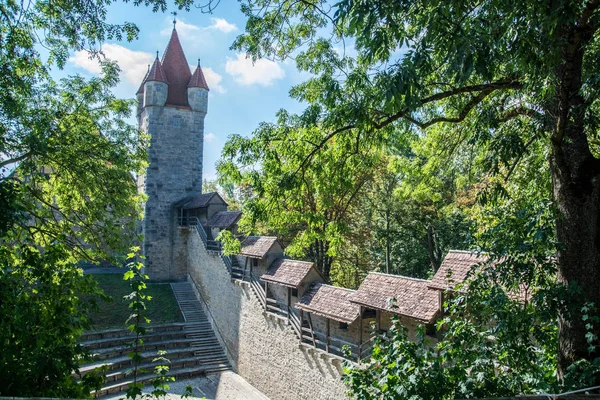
(101, 364, 269, 400)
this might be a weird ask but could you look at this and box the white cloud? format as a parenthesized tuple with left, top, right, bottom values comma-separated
(204, 132, 216, 142)
(202, 67, 225, 94)
(225, 53, 285, 86)
(69, 44, 153, 86)
(208, 18, 237, 33)
(161, 18, 236, 36)
(161, 20, 201, 37)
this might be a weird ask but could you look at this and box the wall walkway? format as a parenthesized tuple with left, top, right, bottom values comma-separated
(182, 227, 349, 400)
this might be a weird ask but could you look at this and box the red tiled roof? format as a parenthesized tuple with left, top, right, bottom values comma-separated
(262, 259, 315, 288)
(146, 56, 168, 84)
(161, 28, 192, 107)
(429, 250, 491, 291)
(350, 272, 439, 323)
(296, 282, 360, 324)
(239, 236, 280, 259)
(188, 60, 210, 90)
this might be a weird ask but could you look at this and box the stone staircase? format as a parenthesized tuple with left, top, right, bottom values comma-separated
(79, 282, 231, 397)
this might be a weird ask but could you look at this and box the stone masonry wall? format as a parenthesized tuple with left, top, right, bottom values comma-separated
(185, 227, 349, 400)
(141, 103, 205, 281)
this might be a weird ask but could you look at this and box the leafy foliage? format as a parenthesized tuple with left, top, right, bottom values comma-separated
(0, 0, 197, 396)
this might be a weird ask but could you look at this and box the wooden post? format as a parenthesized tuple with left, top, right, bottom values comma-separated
(307, 313, 317, 348)
(264, 281, 268, 311)
(376, 309, 381, 334)
(299, 309, 304, 344)
(438, 290, 444, 315)
(358, 305, 363, 362)
(326, 318, 330, 354)
(287, 287, 292, 321)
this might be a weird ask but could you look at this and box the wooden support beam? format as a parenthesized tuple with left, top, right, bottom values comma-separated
(358, 305, 363, 362)
(287, 287, 292, 321)
(264, 281, 268, 311)
(326, 318, 330, 354)
(376, 309, 381, 333)
(299, 309, 304, 344)
(307, 312, 317, 348)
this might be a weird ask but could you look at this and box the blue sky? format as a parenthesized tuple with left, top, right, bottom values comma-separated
(61, 2, 310, 180)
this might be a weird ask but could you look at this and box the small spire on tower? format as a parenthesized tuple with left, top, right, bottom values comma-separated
(156, 50, 159, 59)
(171, 11, 177, 30)
(197, 58, 201, 67)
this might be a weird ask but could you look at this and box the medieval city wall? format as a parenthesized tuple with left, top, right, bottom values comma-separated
(183, 227, 349, 400)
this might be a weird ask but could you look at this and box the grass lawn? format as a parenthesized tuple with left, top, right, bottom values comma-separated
(86, 274, 184, 331)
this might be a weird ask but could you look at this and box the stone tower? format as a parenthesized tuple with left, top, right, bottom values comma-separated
(137, 27, 209, 281)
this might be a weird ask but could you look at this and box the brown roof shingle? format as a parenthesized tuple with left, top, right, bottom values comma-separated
(350, 273, 439, 323)
(206, 211, 242, 228)
(174, 192, 226, 209)
(188, 61, 210, 90)
(146, 56, 168, 84)
(161, 28, 192, 107)
(262, 259, 315, 288)
(239, 236, 280, 258)
(296, 283, 359, 324)
(429, 250, 491, 291)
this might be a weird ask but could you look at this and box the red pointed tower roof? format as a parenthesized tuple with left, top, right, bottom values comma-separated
(188, 59, 210, 91)
(161, 28, 192, 107)
(147, 53, 168, 83)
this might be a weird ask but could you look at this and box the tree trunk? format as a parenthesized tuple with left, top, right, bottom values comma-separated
(385, 209, 390, 274)
(427, 224, 442, 272)
(552, 22, 600, 378)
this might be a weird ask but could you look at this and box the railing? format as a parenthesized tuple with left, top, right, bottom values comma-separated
(249, 272, 266, 308)
(178, 216, 208, 244)
(300, 327, 360, 359)
(221, 254, 233, 274)
(288, 306, 301, 338)
(206, 240, 222, 253)
(266, 298, 287, 317)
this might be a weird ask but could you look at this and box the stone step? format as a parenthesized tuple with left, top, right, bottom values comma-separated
(92, 363, 231, 397)
(83, 328, 218, 350)
(102, 355, 230, 384)
(81, 323, 206, 342)
(90, 337, 218, 360)
(79, 348, 201, 374)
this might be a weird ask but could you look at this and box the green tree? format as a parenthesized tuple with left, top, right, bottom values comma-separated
(0, 0, 192, 395)
(218, 110, 381, 280)
(229, 0, 600, 376)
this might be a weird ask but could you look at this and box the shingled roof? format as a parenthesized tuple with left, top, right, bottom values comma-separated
(429, 250, 491, 291)
(296, 282, 360, 324)
(161, 28, 192, 107)
(262, 259, 316, 288)
(206, 211, 242, 228)
(146, 55, 168, 84)
(350, 273, 439, 323)
(239, 236, 281, 259)
(188, 60, 210, 90)
(174, 192, 227, 209)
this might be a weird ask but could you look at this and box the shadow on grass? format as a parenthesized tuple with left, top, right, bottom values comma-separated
(86, 274, 184, 331)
